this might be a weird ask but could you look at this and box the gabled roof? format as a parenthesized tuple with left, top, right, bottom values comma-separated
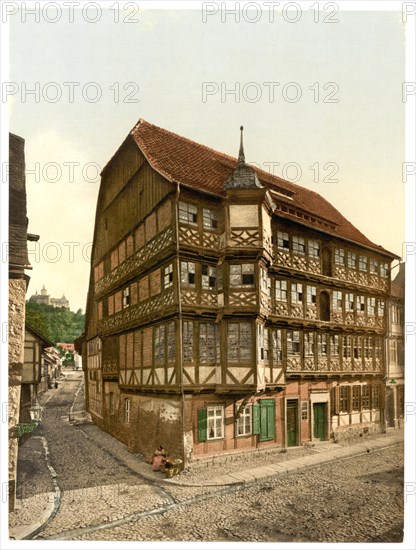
(110, 119, 396, 258)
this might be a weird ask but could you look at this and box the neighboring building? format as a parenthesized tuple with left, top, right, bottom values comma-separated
(20, 325, 54, 429)
(8, 133, 39, 511)
(57, 342, 75, 353)
(30, 285, 70, 309)
(84, 119, 399, 465)
(385, 263, 405, 429)
(39, 347, 63, 393)
(74, 351, 83, 371)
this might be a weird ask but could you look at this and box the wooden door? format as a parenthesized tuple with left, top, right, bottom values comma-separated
(286, 400, 298, 447)
(313, 403, 327, 441)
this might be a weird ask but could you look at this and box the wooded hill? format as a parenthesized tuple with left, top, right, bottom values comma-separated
(25, 301, 85, 345)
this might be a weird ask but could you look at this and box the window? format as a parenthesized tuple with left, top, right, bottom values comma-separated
(345, 292, 354, 312)
(352, 386, 361, 410)
(367, 297, 376, 316)
(308, 239, 320, 258)
(230, 264, 254, 287)
(109, 392, 115, 415)
(343, 336, 351, 358)
(287, 330, 300, 356)
(275, 280, 287, 302)
(124, 398, 131, 423)
(347, 251, 356, 269)
(353, 337, 362, 359)
(372, 385, 380, 409)
(181, 261, 196, 287)
(380, 263, 388, 277)
(122, 287, 130, 309)
(164, 264, 173, 288)
(260, 267, 269, 293)
(361, 385, 370, 409)
(391, 305, 398, 324)
(227, 322, 252, 362)
(339, 387, 349, 412)
(293, 236, 305, 255)
(375, 338, 382, 360)
(235, 403, 252, 436)
(332, 291, 343, 311)
(199, 323, 218, 363)
(203, 208, 218, 230)
(364, 337, 373, 359)
(356, 295, 366, 313)
(179, 201, 197, 226)
(358, 255, 367, 272)
(167, 322, 175, 363)
(330, 335, 339, 356)
(304, 332, 314, 357)
(291, 283, 303, 305)
(258, 324, 265, 361)
(369, 259, 378, 275)
(301, 401, 308, 420)
(306, 286, 317, 305)
(390, 340, 397, 364)
(208, 405, 224, 440)
(183, 321, 194, 362)
(377, 299, 385, 316)
(202, 265, 216, 290)
(154, 325, 165, 364)
(335, 248, 345, 266)
(317, 333, 328, 356)
(272, 329, 283, 363)
(263, 328, 269, 360)
(277, 231, 289, 250)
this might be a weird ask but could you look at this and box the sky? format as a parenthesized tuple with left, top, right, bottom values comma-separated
(5, 3, 406, 313)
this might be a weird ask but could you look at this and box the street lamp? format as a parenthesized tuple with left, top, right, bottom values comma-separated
(13, 401, 44, 438)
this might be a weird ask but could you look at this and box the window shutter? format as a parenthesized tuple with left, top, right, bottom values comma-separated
(252, 403, 260, 435)
(197, 408, 207, 442)
(347, 386, 352, 413)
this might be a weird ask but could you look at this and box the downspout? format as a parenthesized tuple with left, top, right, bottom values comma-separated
(174, 182, 186, 465)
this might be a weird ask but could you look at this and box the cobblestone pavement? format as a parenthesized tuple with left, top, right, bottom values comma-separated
(74, 446, 403, 543)
(10, 370, 404, 543)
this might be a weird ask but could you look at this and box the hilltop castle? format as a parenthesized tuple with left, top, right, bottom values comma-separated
(30, 285, 69, 309)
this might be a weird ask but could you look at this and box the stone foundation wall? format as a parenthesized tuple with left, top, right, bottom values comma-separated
(8, 278, 26, 511)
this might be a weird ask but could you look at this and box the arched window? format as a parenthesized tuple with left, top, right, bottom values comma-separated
(319, 291, 330, 321)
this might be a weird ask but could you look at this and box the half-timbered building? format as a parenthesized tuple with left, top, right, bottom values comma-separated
(84, 120, 399, 464)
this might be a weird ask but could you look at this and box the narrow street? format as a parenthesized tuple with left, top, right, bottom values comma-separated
(11, 370, 404, 543)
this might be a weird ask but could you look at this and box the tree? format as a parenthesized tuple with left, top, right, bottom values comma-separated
(25, 301, 85, 345)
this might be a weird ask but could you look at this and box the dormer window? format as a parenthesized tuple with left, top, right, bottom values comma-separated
(179, 201, 197, 226)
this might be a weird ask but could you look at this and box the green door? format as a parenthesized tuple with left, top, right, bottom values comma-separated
(259, 399, 275, 441)
(313, 403, 327, 441)
(286, 400, 298, 447)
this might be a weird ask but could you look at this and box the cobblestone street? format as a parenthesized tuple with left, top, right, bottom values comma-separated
(10, 370, 404, 543)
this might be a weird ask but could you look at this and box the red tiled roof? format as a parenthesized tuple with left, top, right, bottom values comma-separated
(128, 119, 396, 257)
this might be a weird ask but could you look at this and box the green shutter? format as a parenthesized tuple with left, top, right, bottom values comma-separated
(197, 408, 207, 442)
(267, 400, 275, 440)
(252, 403, 260, 435)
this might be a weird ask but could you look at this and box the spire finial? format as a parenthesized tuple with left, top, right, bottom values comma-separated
(238, 125, 245, 164)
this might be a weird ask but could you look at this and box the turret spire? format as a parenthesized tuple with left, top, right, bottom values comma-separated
(238, 125, 245, 164)
(224, 125, 262, 189)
